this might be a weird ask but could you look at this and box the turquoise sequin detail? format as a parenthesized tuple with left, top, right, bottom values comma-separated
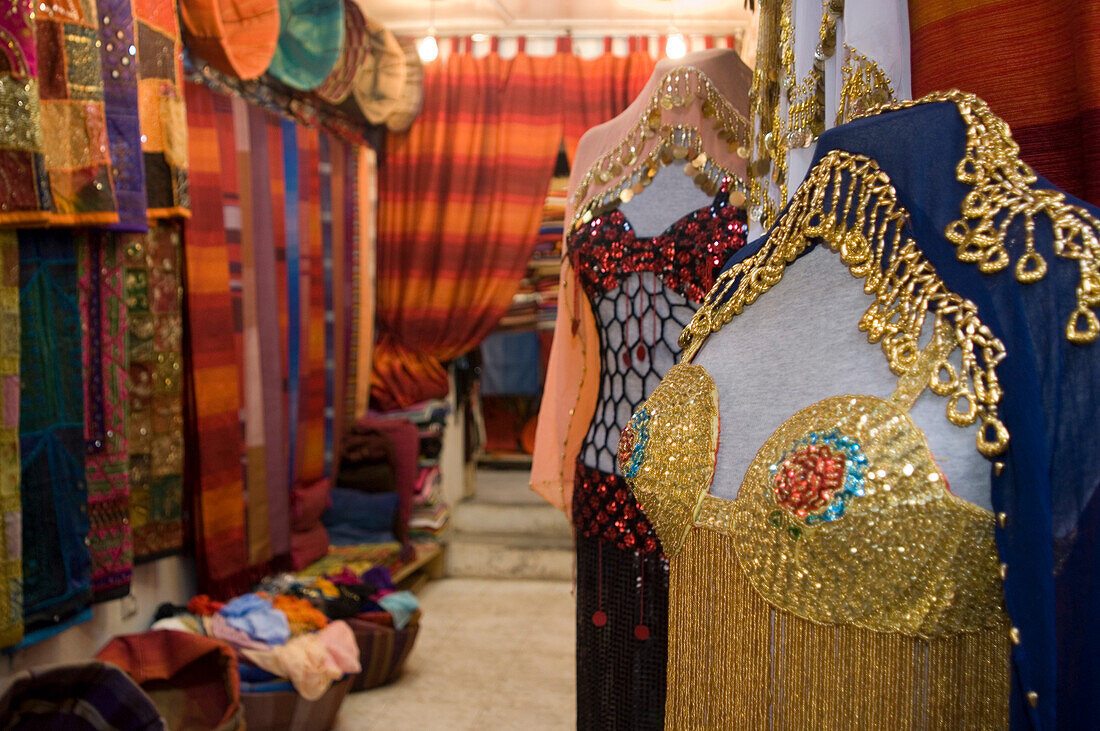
(619, 408, 651, 479)
(769, 429, 868, 526)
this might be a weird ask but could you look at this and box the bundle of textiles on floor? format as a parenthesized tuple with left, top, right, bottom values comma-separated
(152, 566, 420, 700)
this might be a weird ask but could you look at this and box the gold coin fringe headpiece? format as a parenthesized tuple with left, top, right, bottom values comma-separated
(855, 90, 1100, 344)
(748, 0, 897, 228)
(679, 149, 1010, 458)
(570, 67, 751, 231)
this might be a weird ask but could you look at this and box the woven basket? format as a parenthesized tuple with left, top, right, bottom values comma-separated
(315, 0, 370, 104)
(346, 609, 422, 692)
(241, 674, 354, 731)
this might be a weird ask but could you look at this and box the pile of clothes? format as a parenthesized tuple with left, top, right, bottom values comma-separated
(152, 567, 419, 701)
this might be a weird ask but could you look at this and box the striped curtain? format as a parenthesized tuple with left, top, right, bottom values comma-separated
(183, 81, 374, 597)
(373, 46, 655, 411)
(910, 1, 1100, 205)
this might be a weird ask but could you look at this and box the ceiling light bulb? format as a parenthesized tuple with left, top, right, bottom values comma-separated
(419, 33, 439, 63)
(665, 32, 686, 59)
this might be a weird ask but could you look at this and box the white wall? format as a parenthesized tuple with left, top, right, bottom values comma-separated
(439, 372, 469, 508)
(0, 555, 195, 676)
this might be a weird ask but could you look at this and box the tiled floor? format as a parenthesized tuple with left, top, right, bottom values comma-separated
(335, 578, 575, 730)
(471, 466, 545, 505)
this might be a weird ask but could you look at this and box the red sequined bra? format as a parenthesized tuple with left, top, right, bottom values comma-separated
(568, 179, 748, 302)
(566, 180, 748, 553)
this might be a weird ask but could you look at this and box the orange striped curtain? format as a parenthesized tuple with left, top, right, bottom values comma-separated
(910, 1, 1100, 204)
(373, 44, 655, 411)
(561, 38, 656, 164)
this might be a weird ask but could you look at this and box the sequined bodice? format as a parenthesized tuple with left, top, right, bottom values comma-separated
(566, 187, 747, 477)
(620, 358, 1004, 636)
(569, 185, 747, 303)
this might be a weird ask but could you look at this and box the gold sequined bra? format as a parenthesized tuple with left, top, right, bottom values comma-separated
(619, 150, 1012, 729)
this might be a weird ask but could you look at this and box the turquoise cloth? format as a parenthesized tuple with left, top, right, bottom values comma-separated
(268, 0, 345, 91)
(376, 591, 419, 630)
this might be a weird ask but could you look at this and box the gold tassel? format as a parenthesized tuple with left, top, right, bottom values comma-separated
(666, 530, 1010, 730)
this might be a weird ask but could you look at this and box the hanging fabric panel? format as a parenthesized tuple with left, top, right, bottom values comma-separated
(297, 126, 327, 487)
(183, 80, 371, 596)
(0, 231, 19, 649)
(96, 0, 148, 230)
(18, 229, 92, 644)
(560, 46, 655, 163)
(0, 1, 119, 226)
(244, 101, 289, 563)
(353, 146, 377, 416)
(79, 232, 133, 602)
(134, 0, 191, 218)
(910, 0, 1100, 205)
(125, 222, 184, 560)
(181, 81, 249, 597)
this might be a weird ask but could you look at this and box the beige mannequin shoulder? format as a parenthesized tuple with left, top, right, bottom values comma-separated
(568, 48, 751, 214)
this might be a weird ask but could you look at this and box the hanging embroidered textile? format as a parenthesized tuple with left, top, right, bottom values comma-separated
(0, 0, 118, 226)
(18, 230, 92, 644)
(0, 232, 19, 650)
(125, 222, 184, 560)
(79, 232, 133, 602)
(96, 0, 148, 230)
(134, 0, 190, 218)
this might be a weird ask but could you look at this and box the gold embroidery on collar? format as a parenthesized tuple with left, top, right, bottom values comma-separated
(680, 150, 1009, 458)
(855, 89, 1100, 344)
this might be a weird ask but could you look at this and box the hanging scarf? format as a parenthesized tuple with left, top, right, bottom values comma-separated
(134, 0, 191, 218)
(18, 229, 92, 644)
(125, 222, 184, 560)
(0, 232, 20, 649)
(79, 232, 133, 601)
(181, 81, 249, 597)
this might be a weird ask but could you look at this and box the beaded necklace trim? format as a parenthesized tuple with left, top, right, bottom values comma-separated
(571, 66, 751, 231)
(853, 89, 1100, 344)
(680, 150, 1009, 458)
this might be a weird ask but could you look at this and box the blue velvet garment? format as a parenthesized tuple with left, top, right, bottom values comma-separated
(721, 101, 1100, 730)
(17, 231, 92, 645)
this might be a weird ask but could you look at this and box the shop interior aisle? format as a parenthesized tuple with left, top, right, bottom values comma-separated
(335, 578, 575, 729)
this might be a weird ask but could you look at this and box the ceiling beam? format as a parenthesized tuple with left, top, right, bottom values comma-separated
(486, 0, 515, 24)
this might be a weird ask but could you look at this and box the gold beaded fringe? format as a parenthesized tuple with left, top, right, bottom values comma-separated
(666, 529, 1011, 730)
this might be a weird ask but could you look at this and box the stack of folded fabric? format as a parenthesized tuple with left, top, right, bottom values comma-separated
(334, 419, 417, 545)
(409, 466, 450, 542)
(290, 478, 333, 571)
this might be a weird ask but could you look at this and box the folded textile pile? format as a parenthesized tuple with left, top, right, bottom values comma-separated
(146, 566, 419, 700)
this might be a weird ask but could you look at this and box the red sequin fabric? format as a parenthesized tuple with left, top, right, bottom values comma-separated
(574, 461, 661, 555)
(568, 180, 748, 302)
